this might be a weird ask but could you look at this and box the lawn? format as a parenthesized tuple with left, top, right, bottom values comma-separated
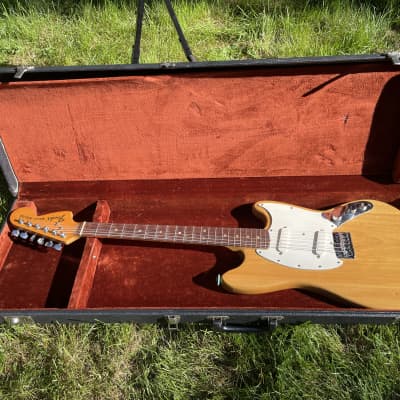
(1, 1, 400, 399)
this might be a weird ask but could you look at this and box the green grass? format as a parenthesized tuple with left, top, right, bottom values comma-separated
(1, 0, 400, 399)
(0, 323, 399, 399)
(0, 0, 399, 65)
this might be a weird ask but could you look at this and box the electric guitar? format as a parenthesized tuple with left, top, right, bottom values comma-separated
(8, 200, 400, 309)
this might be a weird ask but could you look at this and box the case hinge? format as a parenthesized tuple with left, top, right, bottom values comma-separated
(166, 315, 181, 331)
(3, 315, 35, 324)
(14, 65, 35, 79)
(388, 52, 400, 65)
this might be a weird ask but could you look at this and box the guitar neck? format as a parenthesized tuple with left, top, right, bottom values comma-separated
(79, 222, 270, 248)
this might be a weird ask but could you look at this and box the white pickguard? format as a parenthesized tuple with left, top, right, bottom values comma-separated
(256, 202, 342, 270)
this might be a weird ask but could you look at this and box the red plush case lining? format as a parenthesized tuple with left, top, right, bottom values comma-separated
(0, 62, 399, 310)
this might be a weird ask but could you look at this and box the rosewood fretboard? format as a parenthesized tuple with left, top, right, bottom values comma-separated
(80, 222, 270, 248)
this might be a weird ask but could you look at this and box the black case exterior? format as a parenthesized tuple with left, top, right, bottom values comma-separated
(0, 54, 398, 82)
(1, 54, 400, 331)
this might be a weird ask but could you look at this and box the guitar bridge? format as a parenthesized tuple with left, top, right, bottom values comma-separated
(333, 232, 354, 259)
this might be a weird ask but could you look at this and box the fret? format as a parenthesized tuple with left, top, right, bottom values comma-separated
(165, 225, 170, 241)
(154, 224, 159, 240)
(94, 222, 99, 237)
(133, 223, 138, 239)
(193, 226, 200, 243)
(143, 225, 149, 239)
(243, 229, 250, 247)
(176, 226, 184, 242)
(234, 228, 239, 247)
(206, 227, 211, 245)
(219, 227, 223, 245)
(223, 228, 229, 246)
(125, 224, 134, 239)
(192, 226, 197, 243)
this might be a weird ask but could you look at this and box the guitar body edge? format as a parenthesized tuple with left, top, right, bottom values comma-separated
(221, 200, 400, 309)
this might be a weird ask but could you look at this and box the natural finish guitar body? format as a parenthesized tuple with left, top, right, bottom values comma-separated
(9, 199, 400, 309)
(222, 200, 400, 309)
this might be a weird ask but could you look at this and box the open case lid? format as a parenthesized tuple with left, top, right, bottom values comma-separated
(0, 54, 400, 188)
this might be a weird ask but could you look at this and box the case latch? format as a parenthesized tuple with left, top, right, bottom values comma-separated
(261, 315, 284, 329)
(166, 315, 181, 331)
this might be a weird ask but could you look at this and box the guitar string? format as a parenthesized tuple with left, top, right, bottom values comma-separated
(44, 226, 346, 253)
(21, 223, 349, 251)
(56, 226, 341, 243)
(79, 236, 341, 254)
(41, 226, 345, 245)
(57, 224, 340, 236)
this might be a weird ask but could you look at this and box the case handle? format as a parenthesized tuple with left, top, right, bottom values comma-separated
(210, 316, 284, 333)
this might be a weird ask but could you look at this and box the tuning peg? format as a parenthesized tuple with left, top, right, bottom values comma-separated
(44, 240, 54, 248)
(11, 229, 20, 238)
(19, 231, 29, 240)
(29, 234, 37, 242)
(53, 243, 63, 251)
(37, 237, 45, 245)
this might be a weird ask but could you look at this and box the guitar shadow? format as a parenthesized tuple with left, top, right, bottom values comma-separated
(192, 202, 263, 292)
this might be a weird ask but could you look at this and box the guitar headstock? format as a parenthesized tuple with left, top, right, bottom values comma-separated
(8, 207, 81, 250)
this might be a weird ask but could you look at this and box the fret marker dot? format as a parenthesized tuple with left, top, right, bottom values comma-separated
(178, 232, 181, 234)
